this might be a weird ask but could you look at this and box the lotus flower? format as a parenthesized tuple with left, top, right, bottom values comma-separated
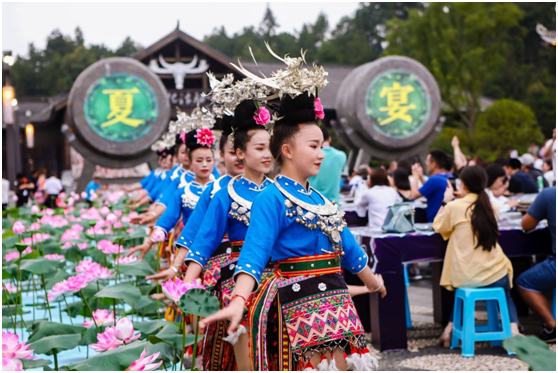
(129, 211, 139, 218)
(125, 349, 163, 371)
(71, 224, 84, 232)
(1, 331, 36, 371)
(82, 309, 114, 328)
(66, 273, 90, 292)
(113, 222, 124, 229)
(106, 213, 117, 224)
(3, 282, 17, 293)
(75, 260, 101, 273)
(30, 205, 40, 214)
(4, 251, 20, 262)
(89, 326, 123, 352)
(126, 228, 134, 234)
(161, 278, 204, 303)
(44, 254, 65, 262)
(100, 206, 110, 216)
(81, 191, 88, 199)
(12, 222, 25, 235)
(115, 255, 139, 265)
(48, 280, 70, 302)
(150, 228, 166, 243)
(28, 222, 41, 231)
(89, 193, 98, 201)
(59, 192, 67, 199)
(114, 210, 123, 217)
(44, 208, 54, 216)
(114, 317, 140, 343)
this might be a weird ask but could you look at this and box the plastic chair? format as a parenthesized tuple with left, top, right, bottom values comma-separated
(403, 264, 412, 329)
(450, 287, 514, 357)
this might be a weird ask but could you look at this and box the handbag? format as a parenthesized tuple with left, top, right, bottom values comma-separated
(381, 202, 415, 233)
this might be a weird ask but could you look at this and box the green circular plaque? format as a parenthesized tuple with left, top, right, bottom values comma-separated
(365, 69, 430, 140)
(83, 73, 158, 142)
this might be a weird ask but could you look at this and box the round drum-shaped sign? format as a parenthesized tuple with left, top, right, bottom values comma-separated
(365, 69, 431, 140)
(68, 57, 170, 157)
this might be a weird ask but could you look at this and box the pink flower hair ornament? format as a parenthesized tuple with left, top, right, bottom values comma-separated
(253, 107, 271, 125)
(314, 98, 325, 120)
(194, 128, 216, 147)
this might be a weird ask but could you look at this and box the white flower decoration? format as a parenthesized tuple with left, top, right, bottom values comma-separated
(292, 283, 301, 292)
(318, 283, 327, 292)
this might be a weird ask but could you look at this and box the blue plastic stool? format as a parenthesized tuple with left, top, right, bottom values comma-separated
(450, 287, 514, 357)
(403, 264, 412, 329)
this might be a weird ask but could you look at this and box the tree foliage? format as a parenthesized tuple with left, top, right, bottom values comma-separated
(12, 27, 142, 97)
(473, 99, 543, 160)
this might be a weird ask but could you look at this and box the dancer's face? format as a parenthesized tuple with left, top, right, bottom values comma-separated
(236, 129, 272, 175)
(176, 144, 188, 168)
(189, 148, 214, 180)
(222, 140, 244, 176)
(284, 124, 324, 178)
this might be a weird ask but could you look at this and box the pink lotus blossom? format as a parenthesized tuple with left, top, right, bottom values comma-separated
(122, 216, 131, 224)
(81, 191, 88, 199)
(21, 233, 50, 245)
(78, 242, 89, 250)
(30, 205, 40, 214)
(161, 278, 204, 303)
(61, 229, 81, 242)
(114, 210, 123, 217)
(59, 192, 67, 199)
(106, 213, 117, 224)
(89, 192, 98, 201)
(12, 221, 25, 235)
(12, 195, 18, 202)
(44, 254, 65, 262)
(150, 228, 166, 243)
(1, 331, 36, 371)
(194, 128, 215, 147)
(48, 280, 70, 302)
(253, 107, 271, 125)
(82, 309, 114, 328)
(125, 349, 163, 371)
(114, 317, 140, 343)
(87, 226, 113, 235)
(129, 211, 139, 218)
(126, 228, 134, 234)
(89, 326, 123, 352)
(100, 207, 110, 216)
(74, 193, 80, 201)
(97, 240, 122, 255)
(113, 222, 124, 229)
(28, 222, 41, 231)
(93, 267, 113, 280)
(314, 98, 325, 120)
(71, 224, 84, 232)
(4, 251, 20, 262)
(75, 260, 101, 273)
(3, 282, 17, 293)
(44, 208, 54, 216)
(66, 273, 90, 292)
(67, 197, 75, 207)
(115, 255, 139, 265)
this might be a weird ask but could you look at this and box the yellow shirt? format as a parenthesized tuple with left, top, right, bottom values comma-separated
(433, 193, 513, 291)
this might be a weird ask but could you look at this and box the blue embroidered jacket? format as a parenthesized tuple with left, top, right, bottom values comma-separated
(233, 175, 368, 285)
(153, 180, 211, 235)
(175, 174, 233, 249)
(185, 176, 272, 267)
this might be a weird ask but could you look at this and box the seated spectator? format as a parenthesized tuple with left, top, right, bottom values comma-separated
(520, 153, 549, 189)
(468, 156, 488, 169)
(485, 164, 519, 214)
(393, 168, 413, 202)
(356, 168, 402, 228)
(504, 158, 538, 194)
(350, 165, 371, 200)
(543, 159, 555, 186)
(410, 149, 453, 222)
(517, 186, 556, 343)
(434, 166, 519, 346)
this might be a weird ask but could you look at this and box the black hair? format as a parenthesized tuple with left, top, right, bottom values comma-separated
(393, 168, 411, 190)
(321, 126, 330, 142)
(544, 159, 553, 169)
(369, 168, 390, 188)
(485, 164, 506, 188)
(185, 129, 214, 160)
(219, 115, 234, 154)
(494, 157, 509, 168)
(232, 100, 267, 151)
(472, 156, 488, 169)
(460, 166, 499, 252)
(271, 94, 318, 164)
(445, 154, 455, 172)
(428, 149, 448, 170)
(509, 158, 522, 170)
(156, 146, 174, 159)
(397, 159, 412, 175)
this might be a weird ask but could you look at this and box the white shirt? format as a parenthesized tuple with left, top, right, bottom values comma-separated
(349, 175, 363, 186)
(2, 179, 9, 204)
(43, 177, 63, 195)
(356, 185, 402, 228)
(486, 189, 511, 215)
(542, 139, 556, 177)
(544, 170, 555, 186)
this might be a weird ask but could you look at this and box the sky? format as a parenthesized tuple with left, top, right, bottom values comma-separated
(2, 1, 361, 58)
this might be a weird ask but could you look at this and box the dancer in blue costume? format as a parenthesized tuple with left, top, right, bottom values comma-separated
(201, 48, 386, 371)
(124, 146, 174, 200)
(182, 99, 275, 371)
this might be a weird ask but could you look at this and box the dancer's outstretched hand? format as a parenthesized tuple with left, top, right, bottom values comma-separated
(146, 267, 177, 282)
(199, 297, 245, 335)
(127, 243, 152, 260)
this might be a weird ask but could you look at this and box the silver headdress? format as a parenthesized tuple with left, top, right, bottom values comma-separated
(151, 106, 216, 151)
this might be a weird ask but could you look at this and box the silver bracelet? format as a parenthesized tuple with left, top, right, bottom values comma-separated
(372, 279, 384, 293)
(149, 212, 157, 218)
(170, 266, 179, 274)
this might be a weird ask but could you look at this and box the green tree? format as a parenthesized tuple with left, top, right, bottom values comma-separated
(473, 99, 543, 160)
(385, 2, 524, 138)
(12, 29, 142, 97)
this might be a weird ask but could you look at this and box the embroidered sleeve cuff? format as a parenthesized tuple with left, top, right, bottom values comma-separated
(345, 252, 369, 274)
(232, 269, 260, 293)
(184, 251, 208, 268)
